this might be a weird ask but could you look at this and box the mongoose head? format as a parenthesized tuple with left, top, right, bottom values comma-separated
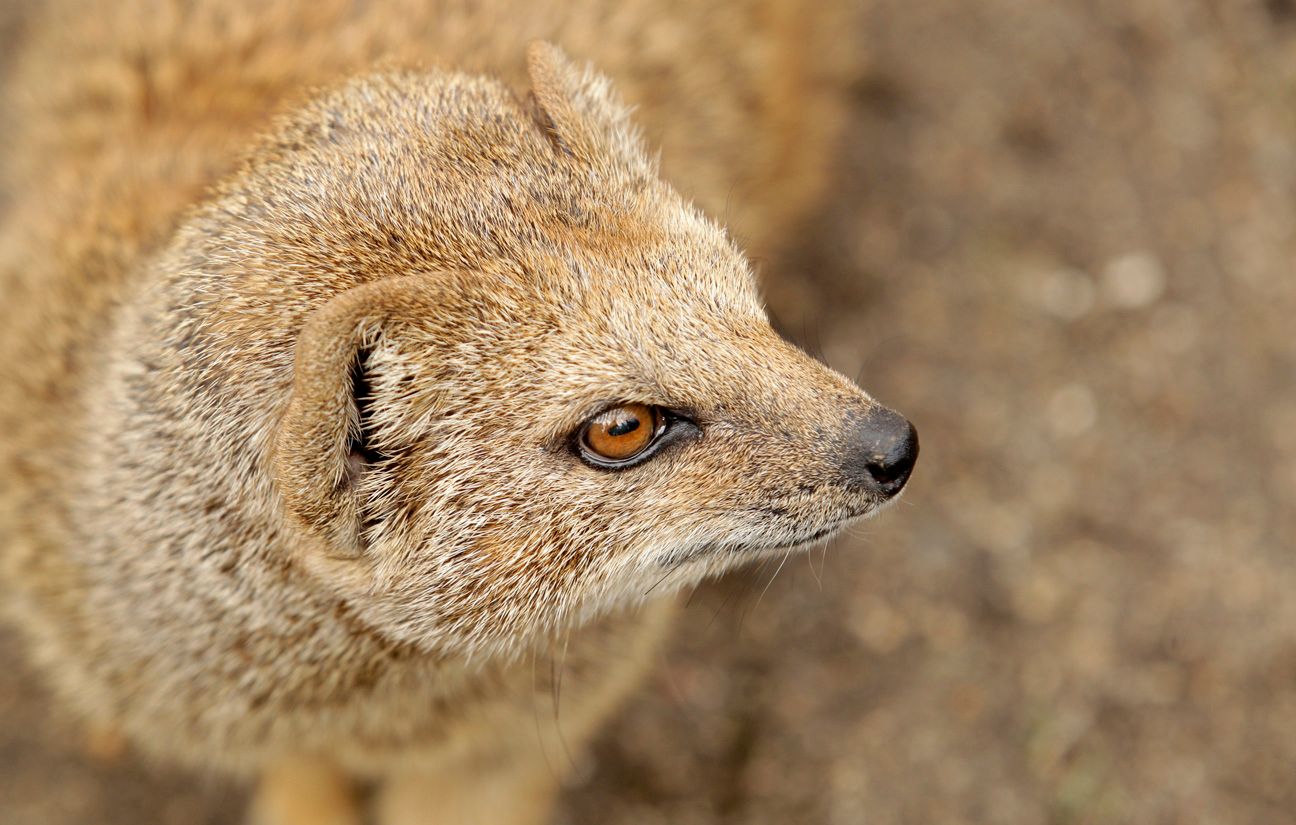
(173, 44, 917, 656)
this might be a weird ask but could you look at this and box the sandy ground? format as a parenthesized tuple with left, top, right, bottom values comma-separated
(3, 1, 1295, 823)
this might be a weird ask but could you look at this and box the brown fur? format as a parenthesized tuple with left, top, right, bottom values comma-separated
(0, 3, 888, 823)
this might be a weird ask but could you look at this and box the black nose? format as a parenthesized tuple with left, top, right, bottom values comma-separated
(842, 406, 919, 498)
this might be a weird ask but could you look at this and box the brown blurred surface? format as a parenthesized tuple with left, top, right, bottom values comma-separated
(3, 1, 1295, 823)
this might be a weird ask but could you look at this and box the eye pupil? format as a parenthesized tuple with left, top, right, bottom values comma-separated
(607, 418, 640, 437)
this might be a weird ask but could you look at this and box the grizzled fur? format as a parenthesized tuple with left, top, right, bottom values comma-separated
(0, 3, 868, 824)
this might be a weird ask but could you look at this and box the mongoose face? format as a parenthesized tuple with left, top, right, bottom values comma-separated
(183, 46, 916, 656)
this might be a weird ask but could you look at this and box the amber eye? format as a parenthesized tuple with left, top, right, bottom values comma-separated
(580, 403, 665, 465)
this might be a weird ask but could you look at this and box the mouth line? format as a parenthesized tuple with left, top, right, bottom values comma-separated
(769, 522, 842, 549)
(661, 511, 868, 568)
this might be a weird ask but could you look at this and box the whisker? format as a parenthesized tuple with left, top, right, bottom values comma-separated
(530, 647, 559, 781)
(754, 549, 794, 612)
(730, 559, 767, 637)
(552, 633, 568, 722)
(705, 578, 743, 633)
(549, 645, 575, 771)
(807, 541, 828, 590)
(643, 559, 685, 596)
(735, 557, 775, 636)
(683, 581, 702, 609)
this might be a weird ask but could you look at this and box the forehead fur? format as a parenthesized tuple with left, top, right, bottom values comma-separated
(215, 58, 762, 325)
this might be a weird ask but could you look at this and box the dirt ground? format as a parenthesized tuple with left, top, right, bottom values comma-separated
(3, 1, 1295, 824)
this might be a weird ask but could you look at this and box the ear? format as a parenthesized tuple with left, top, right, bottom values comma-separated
(273, 274, 458, 561)
(526, 40, 653, 174)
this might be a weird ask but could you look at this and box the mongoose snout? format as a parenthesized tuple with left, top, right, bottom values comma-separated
(840, 405, 919, 498)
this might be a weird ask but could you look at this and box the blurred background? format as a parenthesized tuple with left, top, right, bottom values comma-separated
(3, 1, 1294, 823)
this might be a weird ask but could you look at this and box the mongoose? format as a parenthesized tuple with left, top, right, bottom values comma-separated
(0, 2, 918, 824)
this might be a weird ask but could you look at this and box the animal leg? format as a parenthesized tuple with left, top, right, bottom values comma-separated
(248, 756, 363, 825)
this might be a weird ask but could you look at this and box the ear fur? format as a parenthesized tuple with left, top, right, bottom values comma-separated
(526, 41, 652, 175)
(274, 274, 459, 561)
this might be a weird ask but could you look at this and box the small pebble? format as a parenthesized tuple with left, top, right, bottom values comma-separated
(1102, 251, 1166, 308)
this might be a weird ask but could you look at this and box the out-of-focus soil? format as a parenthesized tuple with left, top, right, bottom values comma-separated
(3, 1, 1294, 823)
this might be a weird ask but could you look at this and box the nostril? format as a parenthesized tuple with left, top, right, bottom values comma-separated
(842, 407, 919, 497)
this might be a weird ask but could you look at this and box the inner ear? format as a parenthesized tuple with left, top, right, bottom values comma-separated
(346, 344, 384, 487)
(275, 271, 483, 562)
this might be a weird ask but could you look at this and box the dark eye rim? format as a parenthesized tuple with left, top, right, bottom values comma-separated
(572, 404, 700, 471)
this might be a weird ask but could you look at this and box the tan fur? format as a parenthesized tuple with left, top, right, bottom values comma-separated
(0, 2, 886, 823)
